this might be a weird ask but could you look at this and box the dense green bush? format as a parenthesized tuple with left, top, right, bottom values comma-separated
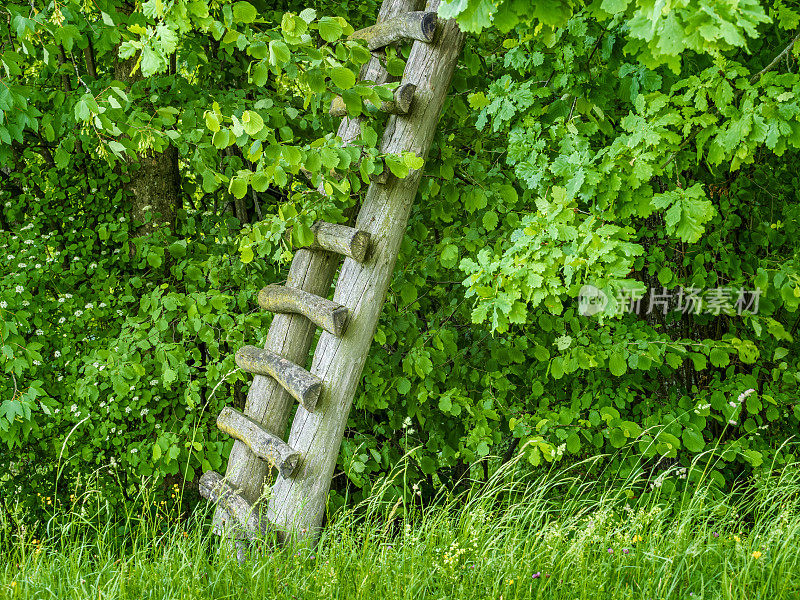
(3, 0, 800, 521)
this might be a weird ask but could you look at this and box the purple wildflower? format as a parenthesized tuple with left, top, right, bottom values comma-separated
(532, 572, 541, 579)
(622, 548, 630, 554)
(608, 548, 614, 554)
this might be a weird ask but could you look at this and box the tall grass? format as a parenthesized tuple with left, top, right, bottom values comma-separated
(1, 453, 799, 599)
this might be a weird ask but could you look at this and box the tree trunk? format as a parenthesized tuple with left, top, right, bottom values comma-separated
(267, 0, 464, 542)
(115, 54, 180, 235)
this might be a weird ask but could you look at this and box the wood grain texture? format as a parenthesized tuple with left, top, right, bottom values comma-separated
(217, 407, 301, 478)
(330, 83, 417, 118)
(350, 11, 438, 50)
(199, 471, 267, 540)
(267, 0, 463, 542)
(213, 0, 425, 541)
(235, 345, 323, 410)
(258, 285, 349, 337)
(308, 221, 371, 262)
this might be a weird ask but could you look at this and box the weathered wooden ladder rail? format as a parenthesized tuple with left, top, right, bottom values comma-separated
(199, 0, 463, 549)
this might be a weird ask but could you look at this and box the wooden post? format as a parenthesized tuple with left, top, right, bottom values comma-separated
(267, 0, 463, 542)
(212, 0, 426, 536)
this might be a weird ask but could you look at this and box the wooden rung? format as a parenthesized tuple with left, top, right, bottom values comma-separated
(308, 221, 371, 262)
(199, 471, 267, 539)
(258, 284, 349, 337)
(330, 83, 417, 118)
(235, 345, 323, 410)
(217, 407, 301, 478)
(350, 11, 438, 50)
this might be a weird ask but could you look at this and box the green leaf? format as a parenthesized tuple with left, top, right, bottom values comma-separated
(74, 98, 91, 122)
(241, 110, 264, 136)
(205, 111, 220, 132)
(318, 16, 343, 42)
(566, 432, 581, 454)
(682, 427, 705, 452)
(251, 171, 270, 192)
(168, 241, 187, 259)
(400, 283, 418, 305)
(709, 348, 730, 368)
(299, 8, 317, 23)
(229, 176, 248, 199)
(601, 0, 630, 13)
(147, 252, 162, 269)
(240, 246, 254, 264)
(609, 351, 627, 376)
(609, 428, 626, 448)
(269, 40, 290, 66)
(330, 67, 356, 90)
(232, 1, 257, 23)
(350, 44, 372, 65)
(652, 184, 715, 243)
(385, 154, 409, 178)
(440, 244, 459, 269)
(152, 443, 162, 461)
(482, 211, 499, 230)
(397, 378, 411, 395)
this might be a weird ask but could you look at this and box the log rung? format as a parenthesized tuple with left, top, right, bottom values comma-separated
(350, 11, 438, 51)
(258, 284, 349, 337)
(199, 471, 267, 539)
(330, 83, 417, 118)
(307, 220, 371, 262)
(235, 345, 323, 411)
(217, 407, 301, 478)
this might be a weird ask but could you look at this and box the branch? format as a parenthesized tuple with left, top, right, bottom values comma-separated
(57, 45, 72, 93)
(750, 31, 800, 84)
(662, 33, 800, 170)
(70, 51, 92, 93)
(34, 133, 56, 167)
(84, 38, 97, 78)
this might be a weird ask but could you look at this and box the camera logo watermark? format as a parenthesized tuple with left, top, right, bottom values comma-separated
(578, 286, 761, 317)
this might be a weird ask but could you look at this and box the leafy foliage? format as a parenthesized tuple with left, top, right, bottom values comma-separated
(3, 0, 800, 519)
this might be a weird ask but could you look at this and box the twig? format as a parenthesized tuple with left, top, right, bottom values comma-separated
(750, 31, 800, 84)
(70, 52, 92, 93)
(251, 189, 263, 220)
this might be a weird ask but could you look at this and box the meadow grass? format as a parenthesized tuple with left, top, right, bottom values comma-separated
(1, 454, 799, 600)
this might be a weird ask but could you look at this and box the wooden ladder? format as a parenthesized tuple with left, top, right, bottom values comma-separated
(200, 0, 463, 550)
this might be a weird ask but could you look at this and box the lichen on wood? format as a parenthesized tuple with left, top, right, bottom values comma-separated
(306, 221, 371, 262)
(258, 284, 349, 337)
(199, 471, 268, 540)
(217, 407, 301, 478)
(235, 345, 323, 410)
(350, 11, 438, 50)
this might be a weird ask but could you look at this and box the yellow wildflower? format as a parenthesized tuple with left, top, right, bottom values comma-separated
(751, 551, 763, 559)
